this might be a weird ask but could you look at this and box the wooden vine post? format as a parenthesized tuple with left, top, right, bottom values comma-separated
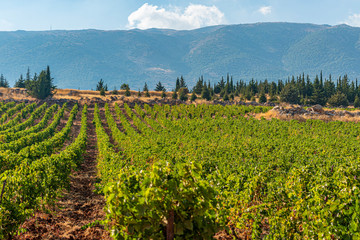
(166, 209, 175, 240)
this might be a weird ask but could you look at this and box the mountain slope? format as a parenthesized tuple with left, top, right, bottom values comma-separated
(0, 22, 359, 90)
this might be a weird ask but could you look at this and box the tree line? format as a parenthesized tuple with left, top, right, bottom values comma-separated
(188, 72, 360, 107)
(6, 67, 358, 107)
(98, 71, 360, 107)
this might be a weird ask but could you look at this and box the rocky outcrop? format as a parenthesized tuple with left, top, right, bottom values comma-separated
(273, 105, 360, 117)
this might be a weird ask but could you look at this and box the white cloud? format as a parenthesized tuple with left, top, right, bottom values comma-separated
(147, 67, 173, 73)
(258, 6, 272, 16)
(344, 13, 360, 27)
(127, 3, 225, 30)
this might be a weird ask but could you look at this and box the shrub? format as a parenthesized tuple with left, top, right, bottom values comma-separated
(178, 88, 189, 101)
(190, 92, 197, 102)
(201, 87, 211, 101)
(100, 88, 106, 96)
(161, 91, 166, 98)
(125, 88, 131, 97)
(354, 95, 360, 108)
(327, 92, 349, 107)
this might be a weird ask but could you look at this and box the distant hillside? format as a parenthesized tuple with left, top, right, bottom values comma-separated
(0, 22, 359, 90)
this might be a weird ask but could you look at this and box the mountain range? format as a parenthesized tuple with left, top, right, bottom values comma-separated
(0, 22, 360, 90)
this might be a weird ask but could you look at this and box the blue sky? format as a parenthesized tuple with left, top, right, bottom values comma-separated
(0, 0, 360, 30)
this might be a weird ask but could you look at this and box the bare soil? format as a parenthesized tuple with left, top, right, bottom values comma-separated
(15, 107, 111, 240)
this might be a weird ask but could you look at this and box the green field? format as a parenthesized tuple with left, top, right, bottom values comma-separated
(1, 101, 360, 239)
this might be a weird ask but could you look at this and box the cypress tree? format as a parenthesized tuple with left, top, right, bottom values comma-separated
(143, 82, 149, 92)
(175, 78, 180, 92)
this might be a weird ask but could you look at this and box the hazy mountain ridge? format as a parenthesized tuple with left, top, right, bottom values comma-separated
(0, 22, 359, 90)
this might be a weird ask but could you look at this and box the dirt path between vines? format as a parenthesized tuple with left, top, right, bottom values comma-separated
(15, 107, 111, 240)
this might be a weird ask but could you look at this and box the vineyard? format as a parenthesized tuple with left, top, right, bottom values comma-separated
(0, 100, 360, 239)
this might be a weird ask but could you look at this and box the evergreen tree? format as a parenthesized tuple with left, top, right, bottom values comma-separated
(311, 75, 326, 105)
(179, 76, 187, 89)
(138, 90, 142, 97)
(269, 82, 277, 97)
(219, 89, 226, 98)
(354, 95, 360, 108)
(142, 82, 148, 92)
(214, 83, 221, 94)
(328, 92, 349, 107)
(245, 91, 252, 101)
(97, 79, 105, 91)
(100, 88, 106, 96)
(175, 78, 180, 92)
(269, 94, 278, 103)
(324, 77, 336, 99)
(111, 86, 119, 95)
(155, 81, 166, 92)
(14, 74, 26, 88)
(179, 91, 188, 101)
(26, 66, 56, 99)
(125, 87, 131, 96)
(277, 80, 284, 93)
(190, 92, 197, 102)
(0, 74, 9, 88)
(145, 89, 150, 97)
(23, 67, 31, 88)
(201, 85, 211, 101)
(229, 93, 235, 100)
(161, 90, 166, 98)
(193, 76, 204, 94)
(178, 87, 189, 101)
(259, 92, 267, 103)
(223, 93, 229, 101)
(305, 75, 313, 97)
(172, 91, 178, 100)
(247, 79, 258, 94)
(121, 83, 129, 90)
(280, 84, 300, 104)
(26, 67, 31, 82)
(311, 88, 326, 105)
